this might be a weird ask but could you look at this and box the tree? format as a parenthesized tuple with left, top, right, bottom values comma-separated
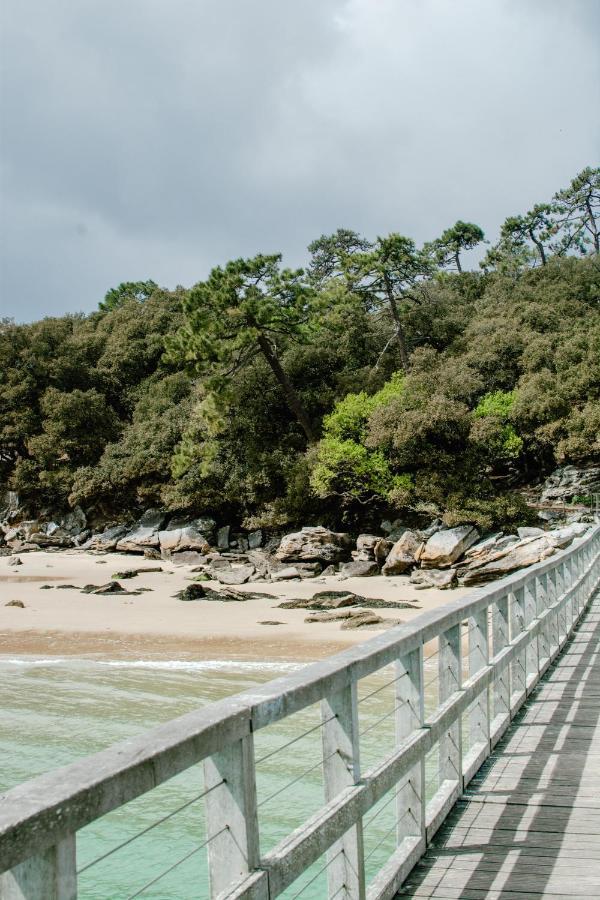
(428, 220, 485, 272)
(498, 204, 556, 266)
(343, 234, 433, 369)
(554, 166, 600, 255)
(99, 280, 158, 311)
(168, 255, 317, 442)
(307, 228, 372, 288)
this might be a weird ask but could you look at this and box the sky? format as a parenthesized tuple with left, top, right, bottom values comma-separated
(1, 0, 599, 322)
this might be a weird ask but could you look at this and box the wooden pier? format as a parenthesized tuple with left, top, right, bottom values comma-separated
(398, 592, 600, 898)
(1, 525, 599, 899)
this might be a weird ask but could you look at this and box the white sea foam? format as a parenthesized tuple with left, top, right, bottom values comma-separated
(0, 655, 304, 673)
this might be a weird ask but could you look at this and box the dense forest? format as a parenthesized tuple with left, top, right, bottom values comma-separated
(1, 167, 598, 533)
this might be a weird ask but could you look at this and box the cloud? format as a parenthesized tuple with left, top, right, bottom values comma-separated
(1, 0, 598, 320)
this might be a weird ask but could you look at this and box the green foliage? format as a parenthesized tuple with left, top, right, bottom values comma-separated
(427, 220, 485, 272)
(2, 166, 598, 530)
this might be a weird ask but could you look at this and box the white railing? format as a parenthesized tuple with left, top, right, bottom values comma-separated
(1, 525, 599, 900)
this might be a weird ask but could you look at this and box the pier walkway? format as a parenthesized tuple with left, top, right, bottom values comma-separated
(397, 592, 600, 899)
(1, 526, 599, 899)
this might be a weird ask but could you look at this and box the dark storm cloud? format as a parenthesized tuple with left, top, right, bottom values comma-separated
(1, 0, 598, 320)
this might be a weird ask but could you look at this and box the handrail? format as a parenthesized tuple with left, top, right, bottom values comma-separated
(1, 523, 599, 899)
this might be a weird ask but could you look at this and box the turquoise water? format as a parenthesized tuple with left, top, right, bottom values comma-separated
(0, 655, 442, 898)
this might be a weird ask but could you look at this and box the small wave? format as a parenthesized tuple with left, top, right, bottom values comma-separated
(104, 659, 304, 672)
(0, 655, 304, 673)
(0, 656, 68, 667)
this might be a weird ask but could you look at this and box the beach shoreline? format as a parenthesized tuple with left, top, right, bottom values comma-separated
(0, 549, 472, 662)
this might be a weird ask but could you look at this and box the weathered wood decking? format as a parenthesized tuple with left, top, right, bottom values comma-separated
(397, 592, 600, 899)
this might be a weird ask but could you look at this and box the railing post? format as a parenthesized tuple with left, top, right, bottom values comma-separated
(204, 735, 261, 898)
(395, 648, 425, 846)
(468, 608, 489, 757)
(491, 595, 510, 744)
(438, 625, 462, 789)
(321, 682, 365, 900)
(536, 573, 550, 673)
(509, 588, 526, 714)
(547, 567, 559, 659)
(523, 578, 538, 691)
(557, 562, 568, 648)
(0, 836, 76, 900)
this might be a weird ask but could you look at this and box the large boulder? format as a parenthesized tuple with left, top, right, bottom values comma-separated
(461, 536, 556, 586)
(158, 516, 214, 555)
(420, 526, 479, 569)
(353, 534, 381, 562)
(87, 525, 129, 552)
(546, 522, 589, 548)
(382, 531, 422, 576)
(116, 510, 168, 553)
(28, 527, 73, 548)
(60, 507, 87, 536)
(214, 565, 255, 585)
(275, 526, 353, 564)
(410, 568, 457, 589)
(340, 560, 379, 578)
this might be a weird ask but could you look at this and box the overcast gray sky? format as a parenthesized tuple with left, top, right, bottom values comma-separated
(1, 0, 598, 322)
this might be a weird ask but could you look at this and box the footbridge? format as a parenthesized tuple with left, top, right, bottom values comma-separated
(1, 526, 599, 899)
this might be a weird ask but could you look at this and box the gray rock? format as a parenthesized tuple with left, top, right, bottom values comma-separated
(28, 528, 73, 548)
(353, 534, 381, 561)
(275, 526, 353, 564)
(382, 531, 422, 575)
(248, 529, 263, 549)
(88, 525, 130, 552)
(340, 611, 386, 630)
(158, 518, 213, 555)
(546, 523, 589, 548)
(374, 539, 393, 563)
(417, 519, 443, 541)
(517, 526, 545, 539)
(170, 550, 209, 565)
(7, 555, 23, 566)
(81, 581, 127, 595)
(5, 599, 25, 608)
(464, 533, 505, 559)
(217, 526, 231, 550)
(339, 560, 379, 578)
(271, 566, 302, 581)
(215, 565, 255, 585)
(60, 506, 87, 536)
(320, 565, 337, 577)
(409, 568, 457, 590)
(116, 509, 168, 553)
(461, 536, 556, 586)
(420, 525, 479, 569)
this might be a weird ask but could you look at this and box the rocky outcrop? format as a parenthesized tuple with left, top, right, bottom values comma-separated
(420, 525, 479, 569)
(275, 526, 353, 564)
(382, 531, 422, 575)
(539, 464, 600, 505)
(116, 510, 168, 553)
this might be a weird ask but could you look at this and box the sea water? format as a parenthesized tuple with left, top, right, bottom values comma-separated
(0, 656, 441, 898)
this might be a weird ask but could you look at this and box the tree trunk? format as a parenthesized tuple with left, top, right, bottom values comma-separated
(585, 198, 599, 253)
(383, 276, 410, 370)
(256, 332, 316, 443)
(529, 229, 547, 265)
(455, 251, 462, 273)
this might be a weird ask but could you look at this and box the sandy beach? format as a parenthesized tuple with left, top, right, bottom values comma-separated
(0, 550, 473, 661)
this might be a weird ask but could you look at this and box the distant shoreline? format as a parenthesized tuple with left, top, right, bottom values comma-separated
(0, 549, 472, 662)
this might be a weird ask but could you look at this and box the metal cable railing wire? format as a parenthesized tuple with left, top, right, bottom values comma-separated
(255, 713, 337, 766)
(288, 848, 344, 899)
(77, 780, 225, 875)
(124, 826, 227, 899)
